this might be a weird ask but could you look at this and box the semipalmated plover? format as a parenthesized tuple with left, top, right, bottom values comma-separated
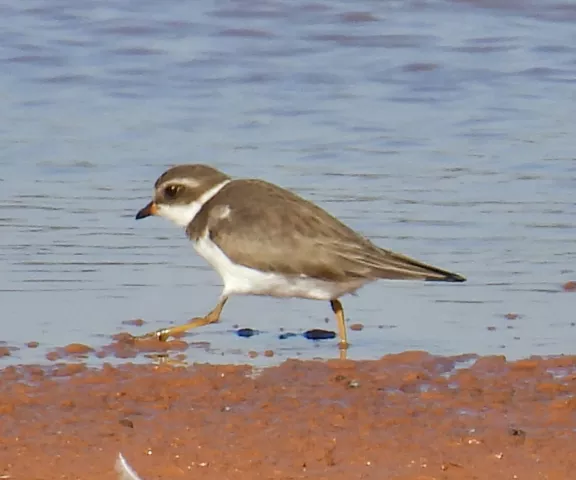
(135, 165, 465, 350)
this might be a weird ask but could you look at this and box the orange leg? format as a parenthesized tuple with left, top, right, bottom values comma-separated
(330, 299, 349, 351)
(139, 297, 228, 341)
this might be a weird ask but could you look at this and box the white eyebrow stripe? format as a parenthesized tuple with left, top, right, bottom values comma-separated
(166, 178, 200, 189)
(154, 179, 231, 227)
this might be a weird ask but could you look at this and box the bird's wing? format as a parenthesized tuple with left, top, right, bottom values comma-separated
(187, 179, 465, 283)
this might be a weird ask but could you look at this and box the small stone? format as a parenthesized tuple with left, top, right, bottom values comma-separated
(350, 323, 364, 331)
(63, 343, 94, 355)
(119, 419, 134, 429)
(46, 351, 61, 361)
(303, 329, 336, 340)
(122, 318, 145, 327)
(278, 332, 298, 340)
(563, 281, 576, 292)
(264, 350, 274, 357)
(26, 341, 40, 348)
(236, 328, 259, 338)
(347, 380, 360, 389)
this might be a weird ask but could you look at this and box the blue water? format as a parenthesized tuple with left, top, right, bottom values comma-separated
(1, 0, 574, 365)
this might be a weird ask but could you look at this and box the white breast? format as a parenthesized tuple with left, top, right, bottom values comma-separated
(193, 233, 370, 301)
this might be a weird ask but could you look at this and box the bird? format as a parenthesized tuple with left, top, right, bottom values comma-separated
(135, 164, 466, 351)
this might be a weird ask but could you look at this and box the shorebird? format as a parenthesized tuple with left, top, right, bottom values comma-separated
(135, 165, 465, 350)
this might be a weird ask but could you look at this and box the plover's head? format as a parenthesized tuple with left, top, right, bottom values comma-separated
(135, 164, 231, 227)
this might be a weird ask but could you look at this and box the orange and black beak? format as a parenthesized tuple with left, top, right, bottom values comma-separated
(135, 201, 158, 220)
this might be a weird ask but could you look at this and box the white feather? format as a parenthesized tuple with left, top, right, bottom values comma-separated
(115, 453, 143, 480)
(156, 180, 231, 227)
(194, 234, 370, 300)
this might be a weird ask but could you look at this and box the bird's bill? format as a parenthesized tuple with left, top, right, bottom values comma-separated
(135, 201, 158, 220)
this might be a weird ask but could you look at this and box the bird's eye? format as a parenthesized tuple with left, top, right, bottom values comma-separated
(164, 184, 182, 199)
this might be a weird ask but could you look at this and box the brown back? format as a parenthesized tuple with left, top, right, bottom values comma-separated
(186, 179, 464, 282)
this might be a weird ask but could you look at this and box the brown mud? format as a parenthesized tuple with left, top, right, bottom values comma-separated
(1, 351, 576, 479)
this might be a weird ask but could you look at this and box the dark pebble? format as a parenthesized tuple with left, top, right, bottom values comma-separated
(508, 427, 526, 437)
(303, 329, 336, 340)
(236, 328, 259, 338)
(119, 418, 134, 429)
(278, 332, 298, 340)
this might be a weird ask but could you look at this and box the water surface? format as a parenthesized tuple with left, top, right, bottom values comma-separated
(1, 0, 574, 365)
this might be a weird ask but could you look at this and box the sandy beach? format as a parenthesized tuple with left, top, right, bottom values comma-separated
(1, 350, 575, 479)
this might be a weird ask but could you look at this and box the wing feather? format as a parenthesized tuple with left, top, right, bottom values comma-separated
(187, 180, 465, 283)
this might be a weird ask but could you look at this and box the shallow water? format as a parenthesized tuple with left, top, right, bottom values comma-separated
(1, 0, 574, 365)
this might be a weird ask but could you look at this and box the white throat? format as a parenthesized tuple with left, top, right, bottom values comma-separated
(156, 180, 231, 227)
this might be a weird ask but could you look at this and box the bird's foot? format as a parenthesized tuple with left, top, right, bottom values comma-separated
(134, 328, 171, 342)
(337, 340, 349, 360)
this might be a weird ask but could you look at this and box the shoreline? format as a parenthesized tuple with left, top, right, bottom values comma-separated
(1, 351, 575, 479)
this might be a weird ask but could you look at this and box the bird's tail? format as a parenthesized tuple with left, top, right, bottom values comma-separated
(371, 248, 466, 283)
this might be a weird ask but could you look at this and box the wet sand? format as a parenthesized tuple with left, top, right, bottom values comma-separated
(2, 351, 576, 479)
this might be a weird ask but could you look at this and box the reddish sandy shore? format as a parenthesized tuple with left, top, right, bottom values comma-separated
(1, 351, 576, 480)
